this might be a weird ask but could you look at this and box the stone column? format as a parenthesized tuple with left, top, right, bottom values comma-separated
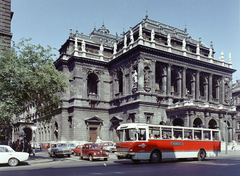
(195, 71, 200, 100)
(189, 111, 194, 127)
(167, 64, 171, 96)
(151, 60, 156, 92)
(204, 82, 208, 101)
(122, 68, 126, 95)
(184, 111, 189, 127)
(221, 77, 225, 104)
(182, 67, 186, 99)
(208, 74, 212, 102)
(177, 76, 181, 97)
(191, 77, 195, 100)
(162, 74, 167, 96)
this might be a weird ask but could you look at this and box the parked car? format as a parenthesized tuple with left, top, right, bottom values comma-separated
(80, 143, 109, 161)
(73, 145, 82, 156)
(48, 143, 72, 157)
(42, 143, 50, 149)
(100, 142, 117, 153)
(0, 145, 29, 166)
(67, 143, 76, 154)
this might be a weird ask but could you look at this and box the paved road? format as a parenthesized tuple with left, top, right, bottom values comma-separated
(1, 150, 240, 176)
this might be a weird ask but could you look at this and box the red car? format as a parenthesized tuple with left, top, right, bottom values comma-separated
(73, 145, 82, 156)
(80, 143, 109, 161)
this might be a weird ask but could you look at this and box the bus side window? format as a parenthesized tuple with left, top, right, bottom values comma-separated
(149, 126, 160, 139)
(203, 131, 210, 140)
(184, 129, 192, 140)
(213, 131, 219, 140)
(162, 128, 171, 139)
(139, 128, 146, 141)
(194, 130, 201, 140)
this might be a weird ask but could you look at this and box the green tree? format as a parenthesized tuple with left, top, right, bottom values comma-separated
(0, 39, 69, 140)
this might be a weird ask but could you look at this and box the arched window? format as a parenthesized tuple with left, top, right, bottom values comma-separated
(208, 119, 217, 129)
(87, 73, 98, 95)
(173, 118, 184, 126)
(193, 118, 203, 127)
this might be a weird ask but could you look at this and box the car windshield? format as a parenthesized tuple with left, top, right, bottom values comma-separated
(67, 144, 75, 147)
(89, 145, 99, 149)
(0, 146, 14, 152)
(57, 143, 67, 147)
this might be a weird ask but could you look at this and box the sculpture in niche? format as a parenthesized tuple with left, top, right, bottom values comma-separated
(132, 69, 138, 93)
(144, 68, 150, 87)
(225, 83, 229, 100)
(133, 70, 138, 85)
(144, 67, 151, 92)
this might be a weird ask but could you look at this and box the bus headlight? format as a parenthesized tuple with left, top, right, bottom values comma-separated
(130, 148, 133, 152)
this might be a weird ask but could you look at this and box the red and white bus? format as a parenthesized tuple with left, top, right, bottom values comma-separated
(115, 123, 221, 163)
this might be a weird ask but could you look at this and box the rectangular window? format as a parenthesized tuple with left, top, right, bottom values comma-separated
(149, 126, 160, 139)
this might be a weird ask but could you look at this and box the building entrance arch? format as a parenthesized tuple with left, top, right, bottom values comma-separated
(23, 128, 32, 142)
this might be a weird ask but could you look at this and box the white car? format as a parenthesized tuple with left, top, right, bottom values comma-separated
(48, 143, 72, 157)
(0, 145, 29, 166)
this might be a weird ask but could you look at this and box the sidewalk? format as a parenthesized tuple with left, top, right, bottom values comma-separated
(219, 149, 240, 156)
(27, 149, 54, 164)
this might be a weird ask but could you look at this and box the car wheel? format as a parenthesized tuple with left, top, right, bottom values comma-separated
(104, 158, 108, 161)
(80, 155, 83, 159)
(68, 154, 71, 157)
(8, 158, 19, 166)
(89, 155, 93, 161)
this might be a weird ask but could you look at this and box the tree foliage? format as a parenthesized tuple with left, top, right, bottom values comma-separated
(0, 39, 69, 137)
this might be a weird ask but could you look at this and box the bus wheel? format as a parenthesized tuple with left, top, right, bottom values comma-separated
(197, 149, 206, 161)
(132, 160, 140, 164)
(150, 150, 161, 163)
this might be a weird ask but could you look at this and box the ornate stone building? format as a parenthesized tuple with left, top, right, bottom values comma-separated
(24, 15, 237, 146)
(232, 80, 240, 143)
(0, 0, 13, 50)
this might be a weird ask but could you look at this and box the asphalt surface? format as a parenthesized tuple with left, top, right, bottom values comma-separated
(26, 149, 240, 165)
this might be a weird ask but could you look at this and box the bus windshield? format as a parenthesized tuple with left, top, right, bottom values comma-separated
(118, 128, 146, 141)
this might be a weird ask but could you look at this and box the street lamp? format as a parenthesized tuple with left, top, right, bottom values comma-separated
(225, 98, 234, 154)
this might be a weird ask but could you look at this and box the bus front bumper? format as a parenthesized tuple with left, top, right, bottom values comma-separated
(115, 152, 135, 159)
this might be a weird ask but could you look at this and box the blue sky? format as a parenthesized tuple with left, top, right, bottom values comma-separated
(11, 0, 240, 82)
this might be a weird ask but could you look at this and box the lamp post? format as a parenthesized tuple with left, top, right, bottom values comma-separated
(225, 98, 234, 154)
